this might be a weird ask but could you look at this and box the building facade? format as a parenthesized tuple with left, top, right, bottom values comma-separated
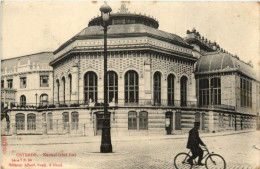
(1, 4, 259, 136)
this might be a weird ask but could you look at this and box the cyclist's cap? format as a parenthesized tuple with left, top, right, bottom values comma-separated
(194, 122, 200, 126)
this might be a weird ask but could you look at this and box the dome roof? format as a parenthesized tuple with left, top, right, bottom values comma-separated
(195, 52, 256, 79)
(54, 24, 190, 54)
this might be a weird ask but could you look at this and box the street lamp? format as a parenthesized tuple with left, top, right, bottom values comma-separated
(35, 93, 38, 108)
(100, 2, 113, 153)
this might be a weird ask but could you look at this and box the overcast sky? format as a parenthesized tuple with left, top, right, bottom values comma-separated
(1, 1, 259, 73)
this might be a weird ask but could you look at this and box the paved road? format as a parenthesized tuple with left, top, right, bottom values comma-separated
(2, 131, 260, 169)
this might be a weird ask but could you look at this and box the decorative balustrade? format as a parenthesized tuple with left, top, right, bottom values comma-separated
(6, 100, 235, 112)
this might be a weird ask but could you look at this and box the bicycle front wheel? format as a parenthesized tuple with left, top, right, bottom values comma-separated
(205, 154, 226, 169)
(174, 153, 192, 169)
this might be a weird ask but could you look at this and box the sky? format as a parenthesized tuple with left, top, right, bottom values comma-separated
(1, 1, 259, 74)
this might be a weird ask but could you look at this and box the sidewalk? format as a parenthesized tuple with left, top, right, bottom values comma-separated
(3, 129, 257, 146)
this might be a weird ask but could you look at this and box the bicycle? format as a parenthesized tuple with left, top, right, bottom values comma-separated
(174, 146, 226, 169)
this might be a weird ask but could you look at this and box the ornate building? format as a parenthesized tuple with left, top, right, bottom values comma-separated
(1, 3, 259, 136)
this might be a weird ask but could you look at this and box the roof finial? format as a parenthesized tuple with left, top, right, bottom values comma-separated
(119, 1, 128, 13)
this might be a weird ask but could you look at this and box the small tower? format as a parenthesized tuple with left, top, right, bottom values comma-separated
(119, 1, 128, 13)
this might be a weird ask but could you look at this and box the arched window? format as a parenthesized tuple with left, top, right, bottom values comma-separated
(56, 79, 60, 103)
(68, 74, 72, 101)
(40, 94, 48, 106)
(20, 95, 26, 106)
(107, 71, 118, 103)
(139, 111, 148, 130)
(180, 76, 188, 107)
(154, 72, 161, 105)
(71, 112, 79, 130)
(199, 79, 209, 106)
(128, 111, 137, 130)
(16, 113, 25, 130)
(62, 112, 69, 130)
(84, 72, 98, 103)
(211, 78, 221, 105)
(167, 74, 175, 106)
(62, 77, 66, 103)
(175, 111, 181, 130)
(42, 113, 46, 122)
(125, 70, 139, 103)
(27, 113, 36, 130)
(48, 113, 53, 130)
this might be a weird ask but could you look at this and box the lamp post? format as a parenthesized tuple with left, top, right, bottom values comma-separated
(100, 2, 113, 153)
(35, 93, 38, 108)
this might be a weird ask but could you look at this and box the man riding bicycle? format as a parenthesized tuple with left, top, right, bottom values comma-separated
(186, 122, 206, 166)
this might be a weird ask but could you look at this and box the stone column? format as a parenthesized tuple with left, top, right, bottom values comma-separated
(12, 123, 17, 135)
(42, 122, 47, 135)
(144, 58, 152, 101)
(71, 65, 79, 102)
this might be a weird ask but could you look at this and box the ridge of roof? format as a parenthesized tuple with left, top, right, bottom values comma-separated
(1, 52, 53, 61)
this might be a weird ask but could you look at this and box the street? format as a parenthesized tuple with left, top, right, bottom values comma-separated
(2, 131, 260, 169)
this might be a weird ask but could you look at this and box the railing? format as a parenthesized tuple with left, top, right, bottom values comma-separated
(199, 104, 236, 111)
(6, 100, 235, 111)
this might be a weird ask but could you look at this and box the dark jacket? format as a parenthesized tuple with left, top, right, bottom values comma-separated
(186, 128, 205, 149)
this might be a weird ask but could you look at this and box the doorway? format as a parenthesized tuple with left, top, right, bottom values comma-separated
(165, 112, 173, 135)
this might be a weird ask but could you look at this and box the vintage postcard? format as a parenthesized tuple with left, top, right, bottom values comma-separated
(1, 1, 259, 169)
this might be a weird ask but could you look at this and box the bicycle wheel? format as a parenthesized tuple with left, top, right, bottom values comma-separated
(174, 153, 192, 169)
(205, 154, 226, 169)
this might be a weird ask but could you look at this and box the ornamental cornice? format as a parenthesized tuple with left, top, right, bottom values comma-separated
(1, 70, 52, 78)
(53, 37, 193, 59)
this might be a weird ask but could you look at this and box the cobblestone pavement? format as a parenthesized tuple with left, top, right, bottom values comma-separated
(2, 131, 260, 169)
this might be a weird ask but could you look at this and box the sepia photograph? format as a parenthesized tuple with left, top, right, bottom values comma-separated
(1, 1, 260, 169)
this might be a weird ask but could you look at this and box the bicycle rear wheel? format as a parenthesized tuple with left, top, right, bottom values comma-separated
(205, 154, 226, 169)
(174, 153, 192, 169)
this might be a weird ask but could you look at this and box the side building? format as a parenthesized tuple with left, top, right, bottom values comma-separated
(1, 52, 54, 134)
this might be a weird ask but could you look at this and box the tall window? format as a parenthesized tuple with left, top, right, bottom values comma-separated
(167, 74, 175, 106)
(62, 112, 69, 130)
(27, 113, 36, 130)
(71, 112, 79, 130)
(154, 72, 161, 105)
(48, 113, 53, 130)
(68, 74, 72, 101)
(211, 78, 221, 105)
(128, 111, 137, 130)
(199, 79, 209, 106)
(20, 77, 27, 88)
(56, 79, 60, 103)
(108, 71, 118, 103)
(125, 70, 139, 103)
(40, 94, 48, 106)
(62, 77, 66, 103)
(7, 79, 13, 89)
(240, 78, 252, 107)
(201, 113, 205, 130)
(16, 113, 25, 130)
(40, 75, 49, 87)
(42, 113, 46, 122)
(1, 80, 4, 88)
(175, 111, 181, 130)
(139, 111, 148, 130)
(20, 95, 26, 106)
(84, 72, 98, 103)
(180, 76, 188, 106)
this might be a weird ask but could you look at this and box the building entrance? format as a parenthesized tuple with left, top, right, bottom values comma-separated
(165, 112, 173, 135)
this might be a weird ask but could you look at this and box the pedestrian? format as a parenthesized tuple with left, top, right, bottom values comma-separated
(186, 122, 206, 166)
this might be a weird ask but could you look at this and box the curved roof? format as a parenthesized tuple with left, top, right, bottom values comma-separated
(88, 13, 159, 29)
(54, 24, 190, 54)
(195, 52, 255, 79)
